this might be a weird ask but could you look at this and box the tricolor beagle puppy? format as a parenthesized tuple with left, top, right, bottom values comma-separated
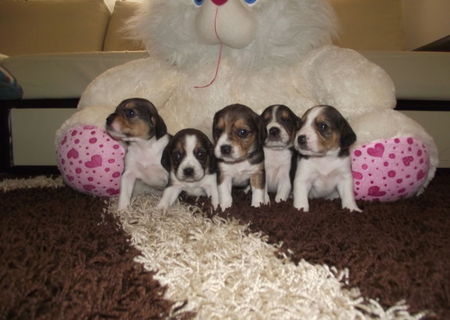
(293, 105, 361, 212)
(157, 128, 219, 210)
(212, 104, 268, 211)
(261, 104, 301, 202)
(106, 98, 170, 211)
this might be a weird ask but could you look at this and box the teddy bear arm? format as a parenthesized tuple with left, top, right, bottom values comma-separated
(78, 57, 178, 111)
(300, 45, 396, 118)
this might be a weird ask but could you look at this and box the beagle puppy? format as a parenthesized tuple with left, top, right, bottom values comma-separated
(157, 128, 219, 210)
(213, 104, 268, 211)
(106, 98, 170, 210)
(293, 105, 361, 212)
(261, 104, 301, 202)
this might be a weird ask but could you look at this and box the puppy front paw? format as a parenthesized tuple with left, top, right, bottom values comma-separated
(251, 200, 262, 208)
(251, 189, 266, 207)
(211, 198, 219, 211)
(293, 201, 309, 212)
(117, 201, 130, 212)
(263, 192, 271, 205)
(220, 201, 232, 212)
(343, 204, 362, 213)
(156, 202, 168, 212)
(219, 194, 233, 212)
(275, 193, 288, 203)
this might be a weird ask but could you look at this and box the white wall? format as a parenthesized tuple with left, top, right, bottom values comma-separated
(402, 0, 450, 50)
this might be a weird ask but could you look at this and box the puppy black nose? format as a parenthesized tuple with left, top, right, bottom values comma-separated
(220, 145, 232, 155)
(106, 114, 115, 126)
(297, 135, 307, 146)
(183, 167, 194, 177)
(269, 127, 280, 137)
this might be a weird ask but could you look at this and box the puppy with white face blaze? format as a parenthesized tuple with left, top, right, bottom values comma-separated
(261, 104, 301, 203)
(157, 128, 219, 211)
(106, 98, 170, 211)
(293, 105, 361, 212)
(213, 104, 268, 211)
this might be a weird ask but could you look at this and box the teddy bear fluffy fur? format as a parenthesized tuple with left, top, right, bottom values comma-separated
(57, 0, 437, 197)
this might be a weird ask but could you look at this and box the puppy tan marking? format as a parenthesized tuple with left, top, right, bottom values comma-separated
(213, 104, 268, 210)
(250, 163, 265, 190)
(293, 105, 361, 212)
(106, 98, 170, 210)
(261, 104, 301, 202)
(158, 128, 218, 211)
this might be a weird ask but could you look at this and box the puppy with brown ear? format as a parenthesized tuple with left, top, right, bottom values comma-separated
(261, 104, 301, 202)
(213, 104, 268, 211)
(157, 128, 219, 211)
(106, 98, 170, 210)
(293, 105, 361, 212)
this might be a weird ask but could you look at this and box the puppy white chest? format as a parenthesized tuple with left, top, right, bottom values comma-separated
(126, 137, 169, 188)
(299, 156, 350, 198)
(220, 160, 258, 187)
(264, 147, 292, 193)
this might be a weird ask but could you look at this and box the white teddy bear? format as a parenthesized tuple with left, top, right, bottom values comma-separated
(56, 0, 437, 201)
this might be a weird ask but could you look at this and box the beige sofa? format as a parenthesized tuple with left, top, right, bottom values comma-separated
(0, 0, 449, 171)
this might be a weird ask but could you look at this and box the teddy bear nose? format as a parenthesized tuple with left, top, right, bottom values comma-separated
(211, 0, 228, 6)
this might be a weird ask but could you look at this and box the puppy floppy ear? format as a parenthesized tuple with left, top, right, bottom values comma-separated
(153, 114, 168, 139)
(206, 138, 218, 174)
(295, 114, 303, 131)
(339, 117, 357, 152)
(258, 117, 267, 146)
(160, 140, 172, 173)
(212, 110, 223, 142)
(254, 114, 267, 147)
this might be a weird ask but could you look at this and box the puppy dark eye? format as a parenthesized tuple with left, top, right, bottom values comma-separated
(318, 122, 328, 132)
(213, 128, 222, 139)
(195, 148, 207, 160)
(125, 109, 136, 119)
(237, 129, 249, 138)
(172, 151, 182, 163)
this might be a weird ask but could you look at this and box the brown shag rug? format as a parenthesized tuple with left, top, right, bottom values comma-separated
(0, 170, 449, 319)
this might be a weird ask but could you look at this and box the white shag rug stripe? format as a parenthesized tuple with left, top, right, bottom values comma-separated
(109, 194, 426, 320)
(0, 175, 64, 192)
(1, 176, 425, 319)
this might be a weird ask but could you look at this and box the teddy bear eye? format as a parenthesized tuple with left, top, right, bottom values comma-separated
(243, 0, 258, 5)
(193, 0, 204, 7)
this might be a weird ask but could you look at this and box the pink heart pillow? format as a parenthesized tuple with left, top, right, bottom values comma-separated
(57, 125, 125, 197)
(351, 137, 430, 202)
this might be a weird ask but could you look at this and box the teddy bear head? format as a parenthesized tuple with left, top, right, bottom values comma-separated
(129, 0, 337, 71)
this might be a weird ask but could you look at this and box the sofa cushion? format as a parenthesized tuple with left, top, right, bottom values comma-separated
(331, 0, 405, 51)
(2, 50, 449, 102)
(362, 51, 450, 101)
(1, 51, 148, 99)
(103, 1, 145, 51)
(0, 0, 110, 56)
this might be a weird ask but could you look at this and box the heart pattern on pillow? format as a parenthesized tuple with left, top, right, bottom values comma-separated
(57, 125, 124, 197)
(352, 137, 429, 202)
